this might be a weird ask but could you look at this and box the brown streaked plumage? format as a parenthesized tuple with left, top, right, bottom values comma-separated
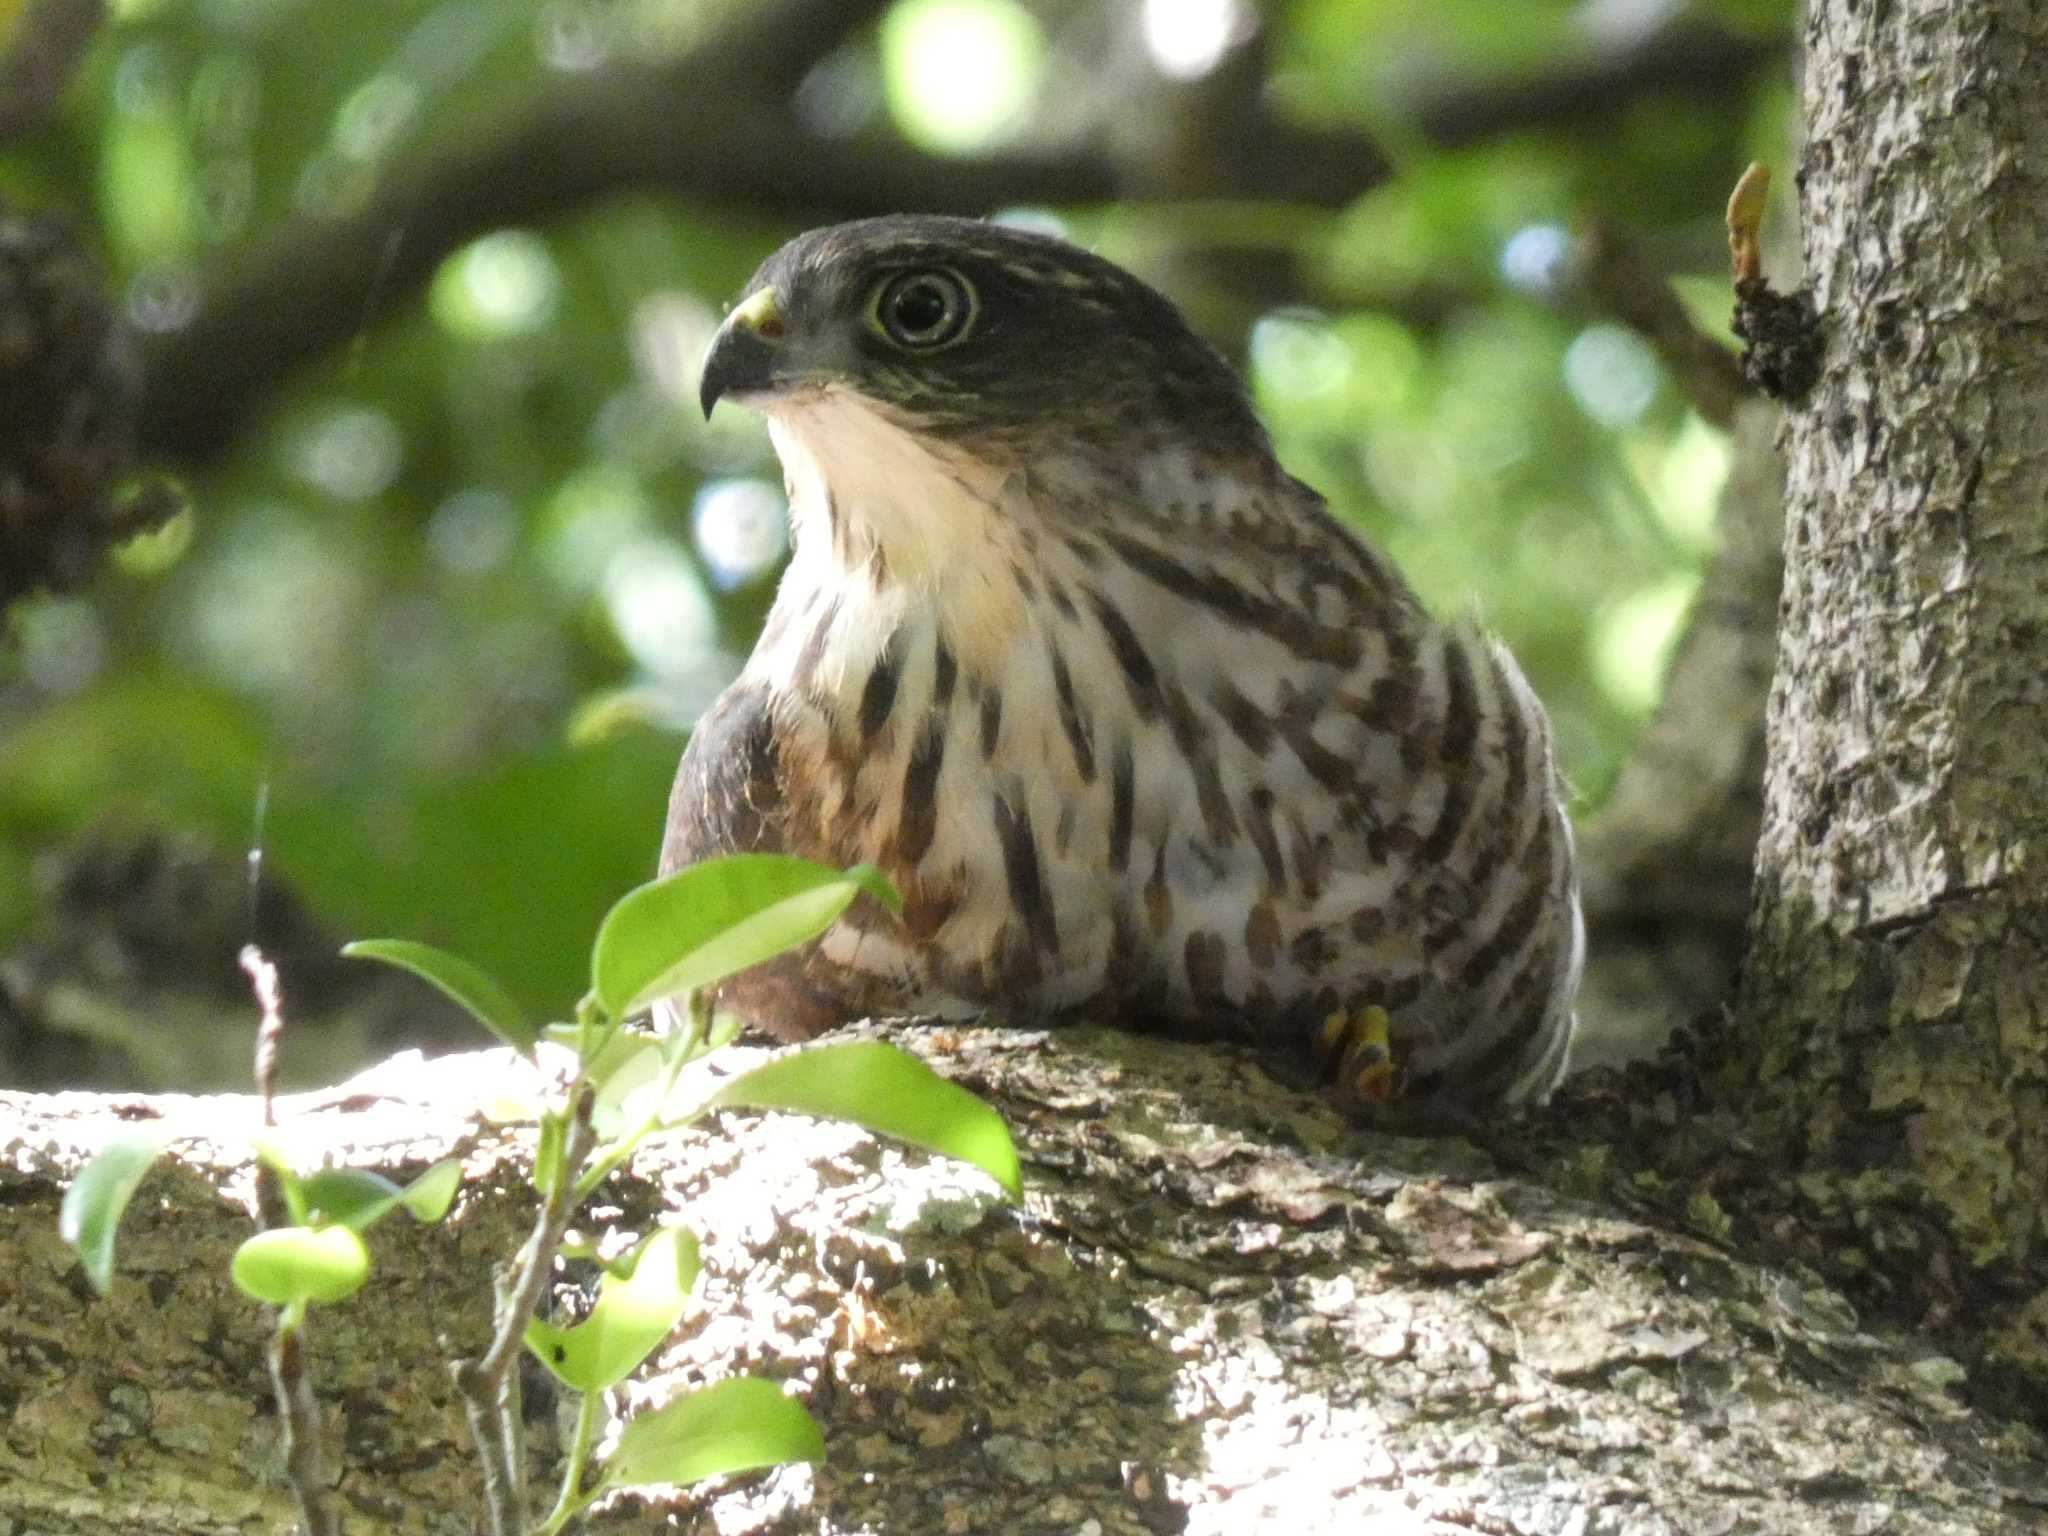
(663, 214, 1583, 1113)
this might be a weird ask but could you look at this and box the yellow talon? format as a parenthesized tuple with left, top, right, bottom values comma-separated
(1319, 1004, 1397, 1104)
(1352, 1058, 1395, 1105)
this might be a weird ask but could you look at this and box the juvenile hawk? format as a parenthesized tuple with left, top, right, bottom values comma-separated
(668, 215, 1582, 1113)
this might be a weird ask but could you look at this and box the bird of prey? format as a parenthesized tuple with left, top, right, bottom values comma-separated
(670, 215, 1582, 1113)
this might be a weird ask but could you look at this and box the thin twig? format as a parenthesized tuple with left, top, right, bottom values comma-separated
(266, 1329, 339, 1536)
(452, 1089, 598, 1536)
(239, 944, 339, 1536)
(241, 943, 285, 1134)
(1579, 213, 1748, 430)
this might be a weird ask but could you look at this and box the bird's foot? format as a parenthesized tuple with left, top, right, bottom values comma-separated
(1317, 1003, 1398, 1105)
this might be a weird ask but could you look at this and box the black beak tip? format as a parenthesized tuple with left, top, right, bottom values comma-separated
(697, 319, 772, 421)
(698, 338, 730, 421)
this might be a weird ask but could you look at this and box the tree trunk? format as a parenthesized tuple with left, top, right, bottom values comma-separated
(1730, 0, 2048, 1396)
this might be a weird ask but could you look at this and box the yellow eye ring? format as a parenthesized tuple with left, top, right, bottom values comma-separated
(869, 268, 977, 350)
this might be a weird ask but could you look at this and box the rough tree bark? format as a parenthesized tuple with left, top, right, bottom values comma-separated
(1723, 0, 2048, 1402)
(6, 1031, 2048, 1535)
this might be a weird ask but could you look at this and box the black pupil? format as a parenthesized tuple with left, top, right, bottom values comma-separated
(891, 278, 953, 339)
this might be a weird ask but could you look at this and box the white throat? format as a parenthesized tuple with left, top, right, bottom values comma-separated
(763, 392, 1039, 675)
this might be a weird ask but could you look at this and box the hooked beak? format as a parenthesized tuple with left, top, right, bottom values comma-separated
(698, 287, 786, 419)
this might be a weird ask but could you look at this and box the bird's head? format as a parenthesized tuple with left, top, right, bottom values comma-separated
(697, 215, 1267, 460)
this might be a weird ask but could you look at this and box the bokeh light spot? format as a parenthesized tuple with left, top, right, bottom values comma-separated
(286, 406, 404, 502)
(604, 537, 717, 678)
(1563, 323, 1660, 427)
(334, 72, 421, 162)
(15, 599, 107, 696)
(992, 206, 1070, 240)
(1142, 0, 1251, 81)
(113, 43, 177, 119)
(632, 292, 720, 405)
(1592, 575, 1698, 713)
(1342, 313, 1423, 414)
(191, 53, 262, 139)
(184, 508, 365, 694)
(126, 266, 200, 332)
(692, 478, 788, 590)
(431, 229, 561, 339)
(195, 157, 255, 240)
(1499, 223, 1571, 297)
(113, 504, 196, 577)
(1251, 310, 1352, 403)
(543, 464, 651, 591)
(1641, 413, 1730, 552)
(880, 0, 1044, 153)
(428, 489, 519, 574)
(796, 47, 883, 139)
(294, 152, 375, 216)
(536, 0, 611, 71)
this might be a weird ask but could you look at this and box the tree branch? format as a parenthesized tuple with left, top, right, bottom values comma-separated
(131, 11, 1778, 466)
(1578, 213, 1748, 429)
(702, 0, 893, 96)
(0, 0, 105, 141)
(1404, 19, 1788, 147)
(0, 205, 178, 612)
(134, 2, 1390, 464)
(132, 89, 1132, 460)
(7, 1030, 2047, 1532)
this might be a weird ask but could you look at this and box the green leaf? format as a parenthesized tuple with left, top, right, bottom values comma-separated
(297, 1159, 460, 1230)
(60, 1132, 170, 1294)
(298, 1168, 404, 1229)
(591, 856, 901, 1018)
(653, 1005, 747, 1077)
(600, 1376, 823, 1491)
(590, 1040, 667, 1138)
(525, 1226, 699, 1392)
(342, 939, 538, 1053)
(231, 1225, 371, 1308)
(400, 1159, 462, 1222)
(543, 1018, 644, 1082)
(707, 1042, 1020, 1199)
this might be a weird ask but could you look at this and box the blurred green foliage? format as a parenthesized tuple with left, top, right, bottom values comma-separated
(0, 0, 1794, 1071)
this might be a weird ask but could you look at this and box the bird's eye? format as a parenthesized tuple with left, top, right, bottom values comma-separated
(872, 269, 975, 350)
